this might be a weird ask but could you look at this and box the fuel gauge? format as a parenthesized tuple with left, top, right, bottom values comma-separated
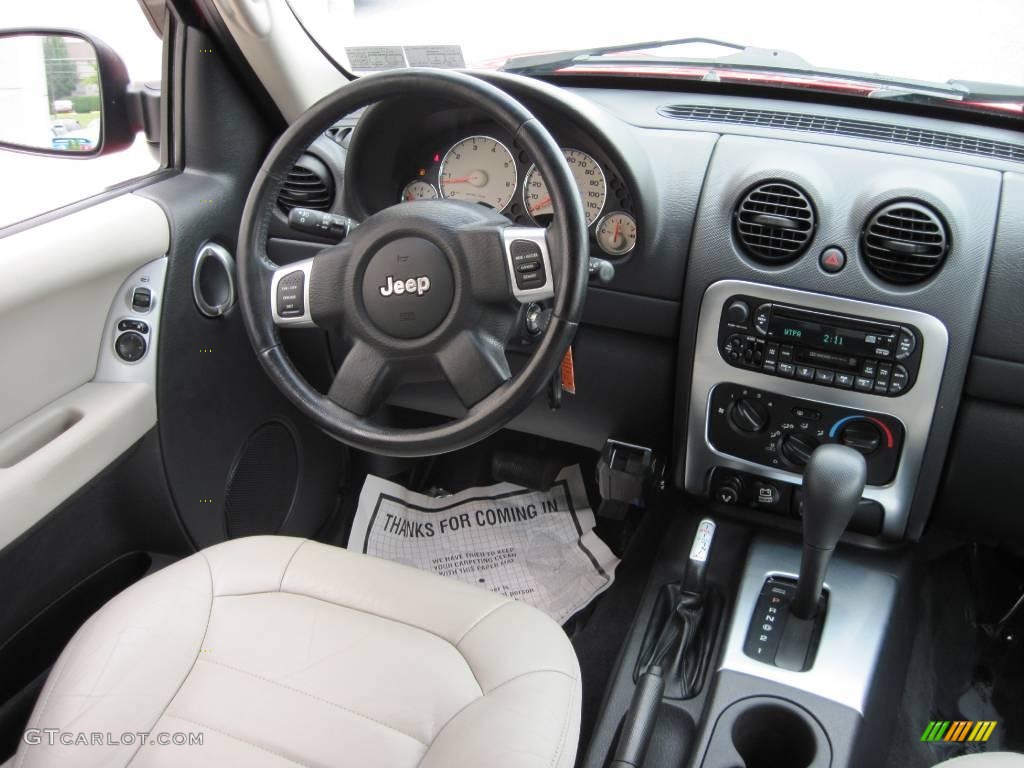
(596, 212, 637, 256)
(401, 180, 438, 202)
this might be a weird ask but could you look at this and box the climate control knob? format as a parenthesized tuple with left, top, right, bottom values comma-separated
(780, 433, 819, 467)
(839, 420, 882, 455)
(730, 398, 770, 433)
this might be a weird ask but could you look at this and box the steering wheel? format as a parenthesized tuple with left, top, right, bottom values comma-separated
(237, 69, 589, 457)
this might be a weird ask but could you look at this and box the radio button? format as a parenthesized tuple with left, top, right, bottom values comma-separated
(777, 362, 796, 377)
(861, 360, 878, 377)
(765, 343, 779, 362)
(814, 369, 836, 385)
(754, 304, 771, 335)
(835, 372, 855, 389)
(877, 362, 892, 383)
(875, 347, 892, 358)
(795, 365, 815, 381)
(896, 328, 917, 360)
(889, 365, 909, 394)
(779, 345, 794, 363)
(854, 376, 875, 393)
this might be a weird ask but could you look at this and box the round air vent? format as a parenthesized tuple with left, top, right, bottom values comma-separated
(861, 201, 949, 285)
(734, 181, 816, 264)
(277, 153, 334, 214)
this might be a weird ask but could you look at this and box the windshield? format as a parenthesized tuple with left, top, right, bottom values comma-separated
(288, 0, 1024, 108)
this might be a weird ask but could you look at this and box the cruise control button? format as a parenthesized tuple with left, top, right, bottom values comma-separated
(814, 369, 835, 385)
(777, 362, 796, 377)
(276, 270, 306, 318)
(835, 372, 855, 389)
(795, 365, 815, 381)
(854, 376, 875, 392)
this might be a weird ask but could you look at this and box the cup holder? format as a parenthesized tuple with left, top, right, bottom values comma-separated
(732, 704, 817, 768)
(699, 696, 830, 768)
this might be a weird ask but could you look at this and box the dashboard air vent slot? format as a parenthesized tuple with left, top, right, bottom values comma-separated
(277, 154, 334, 214)
(862, 201, 949, 285)
(658, 104, 1024, 165)
(734, 181, 816, 264)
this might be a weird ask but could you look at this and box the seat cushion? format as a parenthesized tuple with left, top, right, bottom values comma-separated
(934, 755, 1024, 767)
(13, 536, 581, 768)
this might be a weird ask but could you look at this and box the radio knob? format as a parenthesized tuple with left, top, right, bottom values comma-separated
(726, 300, 750, 324)
(839, 420, 882, 455)
(780, 433, 819, 467)
(730, 398, 770, 433)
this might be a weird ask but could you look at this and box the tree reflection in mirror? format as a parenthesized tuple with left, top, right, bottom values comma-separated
(0, 34, 101, 154)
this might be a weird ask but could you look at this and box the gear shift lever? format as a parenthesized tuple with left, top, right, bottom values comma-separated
(790, 444, 867, 619)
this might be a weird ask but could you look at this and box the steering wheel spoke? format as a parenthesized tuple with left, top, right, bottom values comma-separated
(327, 340, 395, 416)
(500, 227, 555, 304)
(270, 243, 351, 329)
(436, 330, 512, 409)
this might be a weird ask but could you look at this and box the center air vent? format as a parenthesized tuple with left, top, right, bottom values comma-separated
(862, 201, 949, 285)
(277, 154, 334, 214)
(734, 181, 816, 264)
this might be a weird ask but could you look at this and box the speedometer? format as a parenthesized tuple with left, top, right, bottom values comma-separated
(523, 149, 606, 226)
(438, 136, 517, 211)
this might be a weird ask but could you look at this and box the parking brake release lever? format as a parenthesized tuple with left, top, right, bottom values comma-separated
(791, 444, 867, 620)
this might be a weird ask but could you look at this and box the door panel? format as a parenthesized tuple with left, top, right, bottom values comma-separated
(0, 194, 168, 549)
(0, 195, 167, 432)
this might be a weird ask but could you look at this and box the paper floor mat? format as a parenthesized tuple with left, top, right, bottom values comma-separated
(348, 465, 619, 624)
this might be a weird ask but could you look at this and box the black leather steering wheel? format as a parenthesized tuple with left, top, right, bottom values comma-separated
(238, 69, 588, 457)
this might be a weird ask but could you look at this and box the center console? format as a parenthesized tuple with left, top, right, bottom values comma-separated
(685, 280, 949, 540)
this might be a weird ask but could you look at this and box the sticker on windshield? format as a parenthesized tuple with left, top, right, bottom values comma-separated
(403, 45, 465, 68)
(345, 46, 407, 71)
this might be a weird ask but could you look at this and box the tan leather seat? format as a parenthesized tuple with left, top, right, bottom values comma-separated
(12, 536, 581, 768)
(934, 755, 1024, 767)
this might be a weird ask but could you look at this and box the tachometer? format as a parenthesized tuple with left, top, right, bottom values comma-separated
(400, 180, 438, 202)
(438, 135, 517, 211)
(523, 149, 606, 226)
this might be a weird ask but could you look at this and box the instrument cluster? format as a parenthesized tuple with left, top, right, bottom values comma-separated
(393, 129, 638, 258)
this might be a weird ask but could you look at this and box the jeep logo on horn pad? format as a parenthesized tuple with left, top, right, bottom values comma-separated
(362, 237, 454, 340)
(380, 275, 431, 297)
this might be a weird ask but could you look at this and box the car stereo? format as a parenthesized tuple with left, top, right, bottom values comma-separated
(716, 295, 922, 397)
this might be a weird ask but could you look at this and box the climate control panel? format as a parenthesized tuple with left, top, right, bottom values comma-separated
(708, 383, 904, 486)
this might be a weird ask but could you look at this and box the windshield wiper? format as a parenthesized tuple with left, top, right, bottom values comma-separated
(501, 37, 812, 76)
(501, 38, 1024, 108)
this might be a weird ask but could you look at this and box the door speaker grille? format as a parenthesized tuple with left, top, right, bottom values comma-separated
(225, 422, 299, 538)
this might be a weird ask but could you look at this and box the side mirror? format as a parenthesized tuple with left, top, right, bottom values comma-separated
(0, 29, 137, 158)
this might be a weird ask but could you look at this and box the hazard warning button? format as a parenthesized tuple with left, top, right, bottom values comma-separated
(819, 246, 846, 274)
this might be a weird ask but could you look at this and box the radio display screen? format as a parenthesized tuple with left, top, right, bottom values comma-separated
(767, 310, 894, 358)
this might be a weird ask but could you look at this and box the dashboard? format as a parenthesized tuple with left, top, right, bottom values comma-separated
(276, 72, 1024, 548)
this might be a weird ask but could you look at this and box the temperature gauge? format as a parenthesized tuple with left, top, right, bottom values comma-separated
(596, 212, 637, 256)
(401, 180, 438, 202)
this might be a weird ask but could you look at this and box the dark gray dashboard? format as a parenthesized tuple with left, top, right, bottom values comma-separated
(280, 74, 1024, 544)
